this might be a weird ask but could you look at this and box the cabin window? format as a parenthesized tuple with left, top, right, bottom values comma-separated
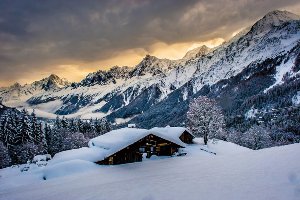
(109, 157, 113, 164)
(139, 147, 145, 153)
(150, 147, 154, 152)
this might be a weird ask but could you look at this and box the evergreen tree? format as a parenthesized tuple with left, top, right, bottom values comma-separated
(77, 119, 84, 133)
(31, 110, 40, 143)
(54, 116, 62, 129)
(61, 117, 68, 129)
(68, 118, 78, 133)
(1, 111, 18, 146)
(0, 141, 11, 168)
(100, 118, 111, 134)
(10, 142, 40, 164)
(37, 122, 48, 154)
(16, 109, 32, 144)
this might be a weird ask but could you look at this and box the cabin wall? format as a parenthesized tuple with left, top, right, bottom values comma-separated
(179, 131, 194, 144)
(97, 142, 143, 165)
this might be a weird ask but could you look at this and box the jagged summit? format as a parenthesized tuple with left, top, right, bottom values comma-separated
(48, 74, 61, 81)
(32, 74, 70, 91)
(9, 82, 22, 89)
(264, 10, 300, 23)
(80, 66, 130, 86)
(0, 74, 70, 102)
(129, 54, 176, 77)
(182, 45, 211, 60)
(250, 10, 300, 34)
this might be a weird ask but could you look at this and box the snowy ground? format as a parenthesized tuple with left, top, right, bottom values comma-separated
(1, 140, 300, 200)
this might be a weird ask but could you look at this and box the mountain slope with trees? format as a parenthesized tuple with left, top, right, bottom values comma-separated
(0, 10, 299, 149)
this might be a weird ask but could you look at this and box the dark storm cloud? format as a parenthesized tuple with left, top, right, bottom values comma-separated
(0, 0, 299, 85)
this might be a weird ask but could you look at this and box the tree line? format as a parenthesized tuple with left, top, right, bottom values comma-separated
(187, 96, 300, 149)
(0, 109, 111, 168)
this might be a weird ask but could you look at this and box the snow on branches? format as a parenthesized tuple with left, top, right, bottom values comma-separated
(187, 96, 226, 144)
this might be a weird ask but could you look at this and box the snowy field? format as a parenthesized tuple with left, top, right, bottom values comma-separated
(0, 140, 300, 200)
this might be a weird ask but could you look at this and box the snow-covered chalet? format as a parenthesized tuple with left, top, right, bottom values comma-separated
(87, 127, 195, 165)
(51, 127, 195, 165)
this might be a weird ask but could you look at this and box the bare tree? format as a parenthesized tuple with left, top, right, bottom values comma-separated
(187, 96, 226, 145)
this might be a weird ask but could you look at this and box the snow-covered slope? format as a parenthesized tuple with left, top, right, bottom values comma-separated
(0, 10, 299, 127)
(0, 141, 299, 200)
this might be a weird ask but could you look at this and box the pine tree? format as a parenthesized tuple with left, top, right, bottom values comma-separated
(100, 118, 111, 134)
(61, 117, 68, 129)
(37, 122, 48, 154)
(0, 114, 8, 143)
(77, 119, 84, 133)
(68, 118, 78, 133)
(16, 109, 32, 144)
(0, 141, 11, 168)
(1, 111, 18, 146)
(44, 124, 52, 144)
(10, 142, 39, 164)
(31, 110, 40, 143)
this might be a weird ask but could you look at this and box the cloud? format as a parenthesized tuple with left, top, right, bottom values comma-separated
(0, 0, 299, 86)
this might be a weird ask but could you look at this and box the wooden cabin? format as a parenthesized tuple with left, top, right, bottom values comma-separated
(97, 134, 183, 165)
(89, 126, 195, 165)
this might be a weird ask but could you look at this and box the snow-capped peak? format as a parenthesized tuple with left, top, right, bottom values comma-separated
(80, 66, 131, 86)
(9, 82, 22, 89)
(130, 54, 175, 77)
(32, 74, 70, 91)
(182, 45, 211, 60)
(250, 10, 300, 34)
(264, 10, 300, 24)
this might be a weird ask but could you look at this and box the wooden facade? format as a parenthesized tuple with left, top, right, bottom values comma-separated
(179, 131, 195, 144)
(97, 134, 183, 165)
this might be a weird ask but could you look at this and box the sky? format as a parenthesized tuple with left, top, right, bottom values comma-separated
(0, 0, 300, 86)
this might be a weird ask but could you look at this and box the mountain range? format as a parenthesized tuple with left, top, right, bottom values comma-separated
(0, 10, 299, 134)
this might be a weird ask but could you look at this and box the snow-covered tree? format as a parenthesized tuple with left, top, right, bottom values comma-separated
(31, 111, 41, 143)
(16, 109, 32, 144)
(61, 131, 88, 151)
(0, 141, 11, 168)
(10, 142, 40, 164)
(61, 117, 68, 129)
(68, 118, 78, 133)
(187, 96, 226, 145)
(99, 118, 111, 134)
(227, 128, 244, 145)
(54, 116, 62, 129)
(243, 125, 273, 150)
(37, 122, 48, 154)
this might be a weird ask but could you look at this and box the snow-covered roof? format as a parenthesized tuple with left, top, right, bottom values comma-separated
(88, 128, 150, 156)
(89, 127, 189, 150)
(53, 127, 191, 164)
(51, 147, 108, 164)
(150, 127, 194, 139)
